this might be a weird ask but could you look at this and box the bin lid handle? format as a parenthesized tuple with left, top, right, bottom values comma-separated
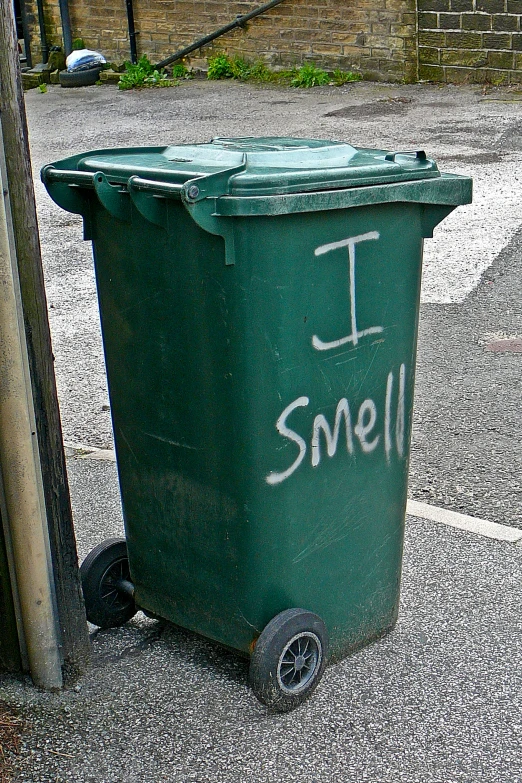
(384, 150, 427, 163)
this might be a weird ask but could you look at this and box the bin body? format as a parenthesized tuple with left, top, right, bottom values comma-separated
(43, 138, 472, 661)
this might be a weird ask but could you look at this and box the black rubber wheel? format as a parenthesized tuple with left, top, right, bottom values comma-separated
(80, 538, 137, 628)
(59, 66, 101, 87)
(249, 608, 328, 712)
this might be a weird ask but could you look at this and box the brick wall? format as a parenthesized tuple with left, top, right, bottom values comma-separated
(418, 0, 522, 83)
(26, 0, 418, 82)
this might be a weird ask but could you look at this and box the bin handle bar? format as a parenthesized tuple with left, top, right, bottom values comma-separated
(42, 167, 97, 186)
(384, 150, 427, 162)
(127, 176, 183, 198)
(42, 169, 185, 199)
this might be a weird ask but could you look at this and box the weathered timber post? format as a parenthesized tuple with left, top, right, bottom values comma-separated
(0, 0, 90, 683)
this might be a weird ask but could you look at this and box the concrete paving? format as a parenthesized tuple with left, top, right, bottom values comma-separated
(0, 78, 521, 780)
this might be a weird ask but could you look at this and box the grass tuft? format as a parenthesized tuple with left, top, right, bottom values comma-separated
(207, 53, 362, 88)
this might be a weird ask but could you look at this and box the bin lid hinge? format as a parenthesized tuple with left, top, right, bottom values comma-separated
(181, 159, 247, 204)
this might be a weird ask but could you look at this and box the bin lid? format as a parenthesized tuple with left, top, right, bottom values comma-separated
(75, 137, 440, 196)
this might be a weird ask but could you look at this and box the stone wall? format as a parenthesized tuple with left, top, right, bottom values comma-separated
(418, 0, 522, 83)
(24, 0, 522, 83)
(25, 0, 418, 82)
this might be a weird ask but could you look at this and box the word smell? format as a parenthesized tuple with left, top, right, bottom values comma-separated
(266, 364, 407, 485)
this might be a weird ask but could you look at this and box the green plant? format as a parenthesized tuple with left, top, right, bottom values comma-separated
(230, 57, 251, 80)
(291, 64, 330, 88)
(118, 55, 171, 90)
(205, 55, 362, 89)
(242, 60, 274, 82)
(37, 82, 47, 93)
(207, 53, 235, 80)
(171, 62, 189, 78)
(72, 38, 85, 50)
(331, 68, 362, 86)
(207, 54, 283, 83)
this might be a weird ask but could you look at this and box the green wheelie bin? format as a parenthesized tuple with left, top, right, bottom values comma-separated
(42, 138, 471, 711)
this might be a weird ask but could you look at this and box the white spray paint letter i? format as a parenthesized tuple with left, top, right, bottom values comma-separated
(312, 232, 383, 351)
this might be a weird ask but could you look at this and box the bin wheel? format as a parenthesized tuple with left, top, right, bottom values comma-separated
(80, 538, 137, 629)
(249, 608, 328, 712)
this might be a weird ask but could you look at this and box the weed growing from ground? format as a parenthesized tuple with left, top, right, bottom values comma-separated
(207, 53, 235, 80)
(331, 68, 363, 86)
(206, 53, 362, 88)
(171, 63, 190, 79)
(119, 55, 172, 90)
(291, 64, 330, 88)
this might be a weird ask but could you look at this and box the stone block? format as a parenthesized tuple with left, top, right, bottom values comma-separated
(487, 49, 514, 66)
(441, 48, 487, 64)
(419, 62, 445, 79)
(371, 23, 393, 35)
(450, 0, 473, 9)
(476, 0, 506, 12)
(439, 12, 462, 27)
(419, 30, 446, 45)
(310, 43, 344, 55)
(418, 0, 449, 10)
(511, 32, 522, 47)
(21, 71, 43, 90)
(492, 13, 519, 30)
(418, 12, 439, 28)
(445, 31, 483, 47)
(462, 13, 492, 30)
(390, 23, 416, 35)
(485, 68, 510, 82)
(446, 65, 489, 81)
(419, 45, 441, 62)
(482, 32, 512, 47)
(99, 69, 121, 82)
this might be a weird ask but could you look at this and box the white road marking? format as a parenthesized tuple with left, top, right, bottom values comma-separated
(64, 442, 116, 461)
(407, 499, 522, 543)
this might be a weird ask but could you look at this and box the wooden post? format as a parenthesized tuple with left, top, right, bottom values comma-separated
(0, 0, 90, 682)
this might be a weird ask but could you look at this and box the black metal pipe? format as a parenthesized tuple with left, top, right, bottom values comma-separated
(19, 0, 33, 68)
(57, 0, 72, 56)
(156, 0, 285, 70)
(35, 0, 48, 63)
(125, 0, 138, 64)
